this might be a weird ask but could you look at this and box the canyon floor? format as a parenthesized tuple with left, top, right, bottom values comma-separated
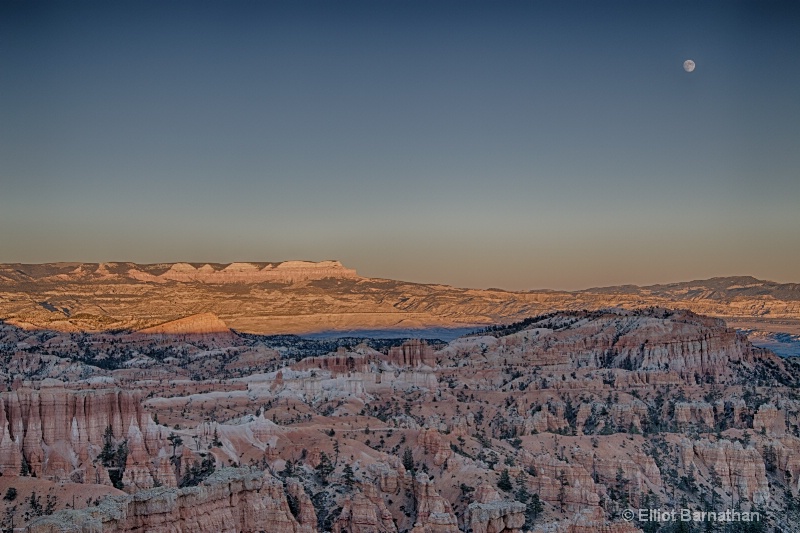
(1, 263, 799, 532)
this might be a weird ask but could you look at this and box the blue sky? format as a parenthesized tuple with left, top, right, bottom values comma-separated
(1, 0, 799, 290)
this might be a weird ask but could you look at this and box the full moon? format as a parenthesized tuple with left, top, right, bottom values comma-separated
(683, 59, 696, 72)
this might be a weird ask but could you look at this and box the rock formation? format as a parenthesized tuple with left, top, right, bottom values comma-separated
(386, 340, 435, 368)
(412, 473, 459, 533)
(26, 468, 315, 533)
(0, 384, 170, 487)
(334, 483, 397, 533)
(466, 483, 526, 533)
(417, 429, 452, 467)
(687, 439, 770, 504)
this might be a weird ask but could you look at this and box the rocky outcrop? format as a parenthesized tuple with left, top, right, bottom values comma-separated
(521, 452, 602, 509)
(412, 473, 459, 533)
(551, 506, 643, 533)
(687, 439, 770, 504)
(26, 468, 315, 533)
(753, 403, 785, 436)
(514, 402, 570, 435)
(674, 401, 716, 429)
(293, 348, 373, 375)
(286, 478, 318, 533)
(333, 483, 397, 533)
(386, 340, 435, 368)
(475, 310, 764, 382)
(466, 482, 526, 533)
(417, 429, 452, 467)
(369, 462, 403, 493)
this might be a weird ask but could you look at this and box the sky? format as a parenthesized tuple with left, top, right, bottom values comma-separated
(1, 0, 799, 291)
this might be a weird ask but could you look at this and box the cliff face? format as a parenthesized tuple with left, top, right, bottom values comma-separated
(0, 384, 171, 487)
(25, 468, 316, 533)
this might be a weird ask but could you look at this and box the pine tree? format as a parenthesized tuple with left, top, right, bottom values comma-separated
(498, 469, 513, 492)
(342, 464, 355, 486)
(167, 433, 183, 458)
(211, 428, 222, 448)
(402, 448, 415, 475)
(525, 493, 543, 527)
(558, 470, 569, 512)
(315, 452, 334, 484)
(99, 426, 115, 465)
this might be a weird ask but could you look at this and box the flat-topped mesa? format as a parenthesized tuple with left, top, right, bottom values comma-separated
(128, 260, 358, 284)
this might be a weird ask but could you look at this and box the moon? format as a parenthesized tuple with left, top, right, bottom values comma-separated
(683, 59, 696, 73)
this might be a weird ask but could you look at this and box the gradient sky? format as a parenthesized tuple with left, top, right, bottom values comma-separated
(1, 1, 799, 290)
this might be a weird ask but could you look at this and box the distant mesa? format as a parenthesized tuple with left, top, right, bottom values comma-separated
(127, 260, 358, 284)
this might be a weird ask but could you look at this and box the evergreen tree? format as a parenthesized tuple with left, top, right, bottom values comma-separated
(342, 464, 355, 486)
(280, 459, 295, 478)
(498, 469, 513, 492)
(558, 470, 569, 512)
(99, 425, 115, 465)
(167, 433, 183, 458)
(402, 448, 415, 475)
(211, 428, 222, 448)
(26, 491, 43, 517)
(525, 494, 543, 528)
(315, 452, 334, 484)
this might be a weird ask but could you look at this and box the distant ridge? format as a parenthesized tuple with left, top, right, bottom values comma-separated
(0, 262, 798, 336)
(0, 260, 358, 284)
(139, 313, 233, 336)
